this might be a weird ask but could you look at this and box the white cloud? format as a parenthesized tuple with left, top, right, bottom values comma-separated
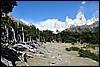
(96, 11, 99, 12)
(92, 11, 99, 18)
(78, 1, 85, 12)
(78, 5, 85, 13)
(82, 1, 86, 4)
(80, 6, 83, 9)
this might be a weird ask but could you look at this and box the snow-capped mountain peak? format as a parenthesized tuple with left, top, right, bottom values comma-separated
(7, 12, 99, 34)
(35, 11, 98, 33)
(76, 11, 86, 21)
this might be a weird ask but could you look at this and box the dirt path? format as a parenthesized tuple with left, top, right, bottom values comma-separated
(16, 42, 99, 66)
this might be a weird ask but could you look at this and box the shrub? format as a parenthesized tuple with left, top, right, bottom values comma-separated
(78, 49, 86, 57)
(91, 46, 95, 49)
(82, 46, 86, 48)
(78, 49, 99, 62)
(89, 52, 99, 62)
(86, 44, 99, 49)
(71, 42, 75, 45)
(86, 45, 90, 48)
(70, 47, 80, 51)
(65, 48, 71, 51)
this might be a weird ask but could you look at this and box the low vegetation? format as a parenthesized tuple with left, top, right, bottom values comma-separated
(70, 47, 80, 51)
(66, 46, 99, 62)
(78, 49, 99, 62)
(66, 47, 80, 51)
(82, 44, 99, 49)
(71, 42, 75, 45)
(65, 48, 71, 51)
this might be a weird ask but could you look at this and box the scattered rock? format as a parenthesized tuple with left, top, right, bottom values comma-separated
(49, 62, 57, 65)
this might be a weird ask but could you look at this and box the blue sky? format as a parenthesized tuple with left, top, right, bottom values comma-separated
(10, 1, 99, 23)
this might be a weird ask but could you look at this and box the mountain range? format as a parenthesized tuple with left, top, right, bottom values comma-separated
(8, 12, 99, 33)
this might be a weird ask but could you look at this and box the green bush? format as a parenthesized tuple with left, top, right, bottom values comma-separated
(78, 49, 99, 62)
(86, 45, 90, 48)
(71, 42, 75, 45)
(78, 49, 86, 57)
(65, 48, 71, 51)
(66, 47, 80, 51)
(91, 46, 95, 49)
(86, 44, 97, 49)
(70, 47, 80, 51)
(89, 53, 99, 62)
(82, 46, 86, 48)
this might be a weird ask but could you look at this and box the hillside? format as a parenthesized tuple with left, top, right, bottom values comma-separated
(65, 21, 99, 32)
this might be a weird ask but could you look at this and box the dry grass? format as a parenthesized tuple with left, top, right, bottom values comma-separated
(16, 42, 99, 66)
